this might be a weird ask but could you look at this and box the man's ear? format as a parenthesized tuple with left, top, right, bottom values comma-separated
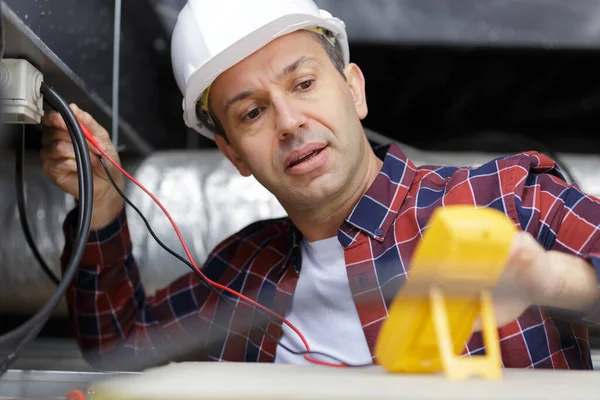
(214, 134, 252, 177)
(343, 63, 368, 120)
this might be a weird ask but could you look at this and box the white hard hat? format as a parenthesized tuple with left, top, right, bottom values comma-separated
(171, 0, 349, 140)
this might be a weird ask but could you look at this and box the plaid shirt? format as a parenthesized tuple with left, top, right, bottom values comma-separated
(61, 143, 600, 370)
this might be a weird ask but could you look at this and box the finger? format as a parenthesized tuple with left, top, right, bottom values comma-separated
(43, 140, 76, 160)
(41, 109, 68, 131)
(41, 129, 71, 148)
(69, 104, 110, 154)
(41, 141, 101, 167)
(70, 104, 111, 143)
(43, 157, 78, 177)
(42, 126, 103, 156)
(42, 104, 107, 152)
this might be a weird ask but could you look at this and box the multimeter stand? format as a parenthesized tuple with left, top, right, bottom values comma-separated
(376, 206, 516, 380)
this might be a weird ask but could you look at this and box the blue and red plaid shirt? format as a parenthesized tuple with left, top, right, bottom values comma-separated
(61, 143, 600, 370)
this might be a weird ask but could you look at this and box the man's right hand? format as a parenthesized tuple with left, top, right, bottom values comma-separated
(41, 103, 126, 230)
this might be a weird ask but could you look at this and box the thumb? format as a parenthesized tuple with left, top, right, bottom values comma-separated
(69, 103, 110, 154)
(507, 231, 545, 272)
(496, 231, 546, 302)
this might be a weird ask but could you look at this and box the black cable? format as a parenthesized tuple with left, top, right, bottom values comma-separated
(16, 127, 60, 285)
(99, 158, 372, 368)
(502, 132, 579, 187)
(0, 309, 46, 376)
(0, 82, 95, 377)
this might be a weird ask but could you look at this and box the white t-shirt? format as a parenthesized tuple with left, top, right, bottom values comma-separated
(274, 236, 372, 365)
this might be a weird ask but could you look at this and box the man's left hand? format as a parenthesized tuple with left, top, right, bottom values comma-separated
(479, 231, 600, 330)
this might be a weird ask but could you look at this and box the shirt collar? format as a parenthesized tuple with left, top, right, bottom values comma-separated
(338, 143, 416, 247)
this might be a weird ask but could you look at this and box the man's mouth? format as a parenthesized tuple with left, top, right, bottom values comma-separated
(287, 148, 325, 169)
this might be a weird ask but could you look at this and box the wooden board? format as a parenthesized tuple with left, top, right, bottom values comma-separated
(89, 362, 600, 400)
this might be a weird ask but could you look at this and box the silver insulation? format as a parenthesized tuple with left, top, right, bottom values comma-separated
(0, 149, 286, 314)
(1, 145, 599, 314)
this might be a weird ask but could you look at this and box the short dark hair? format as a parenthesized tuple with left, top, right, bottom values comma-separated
(307, 29, 346, 78)
(205, 29, 346, 138)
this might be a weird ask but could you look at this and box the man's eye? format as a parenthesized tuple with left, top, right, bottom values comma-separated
(243, 108, 261, 121)
(296, 79, 314, 90)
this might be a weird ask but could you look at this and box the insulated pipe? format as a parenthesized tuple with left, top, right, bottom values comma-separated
(1, 146, 599, 315)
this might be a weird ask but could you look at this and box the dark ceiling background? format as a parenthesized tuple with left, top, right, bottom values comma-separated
(5, 0, 600, 155)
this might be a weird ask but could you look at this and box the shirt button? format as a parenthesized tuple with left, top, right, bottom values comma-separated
(374, 228, 382, 237)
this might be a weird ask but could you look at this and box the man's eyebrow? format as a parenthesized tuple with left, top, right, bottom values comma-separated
(224, 90, 255, 116)
(223, 56, 322, 116)
(276, 56, 322, 80)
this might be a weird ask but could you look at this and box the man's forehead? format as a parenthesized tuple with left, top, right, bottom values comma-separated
(227, 32, 325, 76)
(211, 31, 327, 98)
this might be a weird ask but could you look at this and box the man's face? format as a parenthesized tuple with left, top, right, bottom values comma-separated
(210, 30, 369, 210)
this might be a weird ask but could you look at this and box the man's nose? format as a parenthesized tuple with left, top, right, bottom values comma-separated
(273, 96, 307, 140)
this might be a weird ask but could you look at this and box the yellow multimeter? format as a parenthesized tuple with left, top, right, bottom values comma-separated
(375, 205, 516, 380)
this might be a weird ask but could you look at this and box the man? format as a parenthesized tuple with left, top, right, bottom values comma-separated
(41, 0, 600, 370)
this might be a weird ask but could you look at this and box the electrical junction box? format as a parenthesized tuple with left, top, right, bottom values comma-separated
(0, 58, 44, 124)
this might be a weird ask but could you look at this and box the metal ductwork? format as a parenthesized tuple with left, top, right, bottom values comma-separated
(0, 148, 285, 315)
(154, 0, 600, 49)
(1, 141, 599, 315)
(314, 0, 600, 48)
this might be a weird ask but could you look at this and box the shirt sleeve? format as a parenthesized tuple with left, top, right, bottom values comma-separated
(507, 152, 600, 324)
(60, 206, 228, 370)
